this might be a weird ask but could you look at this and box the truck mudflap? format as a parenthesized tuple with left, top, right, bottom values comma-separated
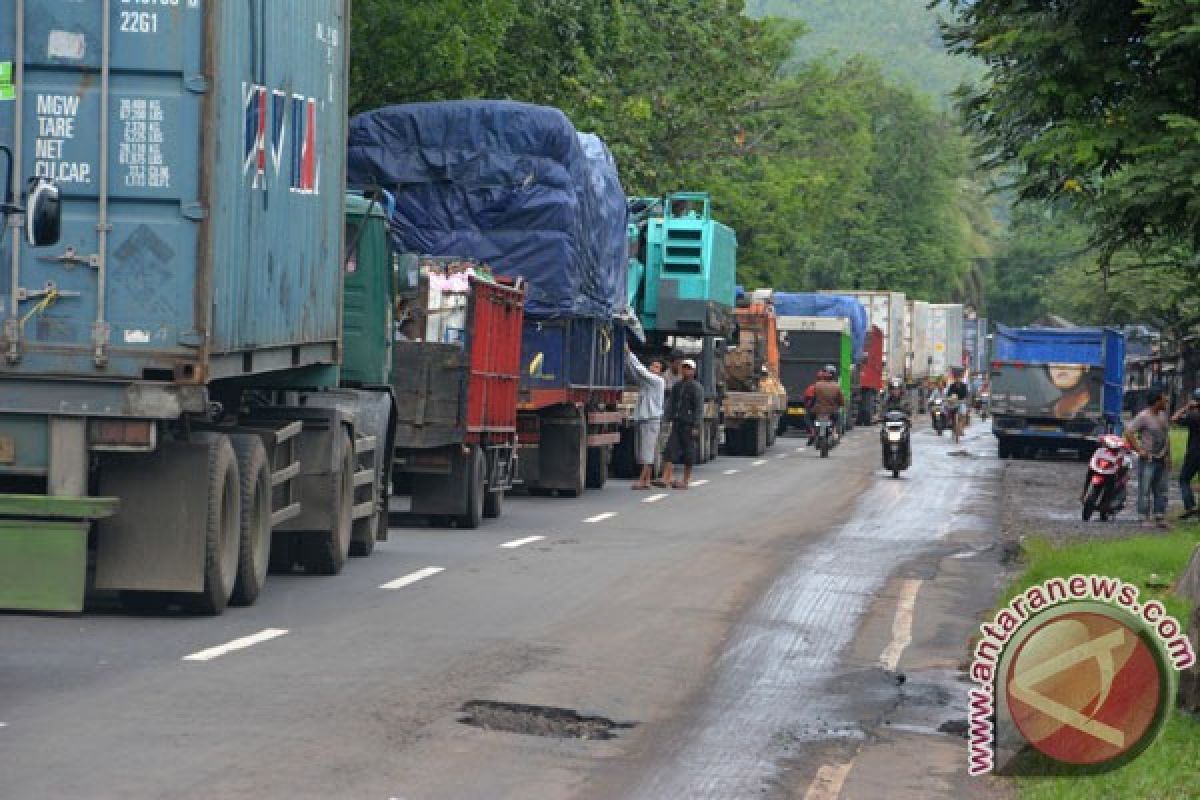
(0, 495, 118, 613)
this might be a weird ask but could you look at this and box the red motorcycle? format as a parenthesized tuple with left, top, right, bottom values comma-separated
(1082, 434, 1133, 521)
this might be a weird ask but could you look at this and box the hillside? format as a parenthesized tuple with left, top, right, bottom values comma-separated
(746, 0, 983, 101)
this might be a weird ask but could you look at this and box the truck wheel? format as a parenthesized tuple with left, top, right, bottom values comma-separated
(456, 446, 486, 529)
(188, 433, 241, 615)
(559, 416, 587, 498)
(300, 430, 354, 575)
(724, 427, 741, 456)
(752, 419, 768, 457)
(766, 419, 777, 448)
(229, 435, 272, 607)
(709, 421, 720, 461)
(483, 487, 505, 519)
(586, 445, 609, 489)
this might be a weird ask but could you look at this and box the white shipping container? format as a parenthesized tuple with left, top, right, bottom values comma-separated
(822, 290, 906, 383)
(906, 300, 931, 383)
(929, 304, 965, 376)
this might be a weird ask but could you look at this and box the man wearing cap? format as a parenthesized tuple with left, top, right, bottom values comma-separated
(656, 358, 705, 489)
(1172, 387, 1200, 519)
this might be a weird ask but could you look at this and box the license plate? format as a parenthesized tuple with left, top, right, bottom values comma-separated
(787, 408, 805, 416)
(1034, 425, 1060, 432)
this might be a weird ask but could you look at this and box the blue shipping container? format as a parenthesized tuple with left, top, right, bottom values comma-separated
(520, 317, 625, 395)
(0, 1, 350, 383)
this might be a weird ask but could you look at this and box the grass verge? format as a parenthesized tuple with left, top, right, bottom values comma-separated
(1000, 527, 1199, 800)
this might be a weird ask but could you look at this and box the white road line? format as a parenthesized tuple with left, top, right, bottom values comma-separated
(723, 469, 739, 475)
(500, 535, 545, 549)
(182, 628, 289, 662)
(776, 453, 789, 459)
(803, 762, 854, 800)
(795, 446, 806, 452)
(691, 479, 709, 486)
(379, 566, 445, 590)
(585, 512, 618, 523)
(752, 459, 767, 466)
(879, 578, 923, 671)
(643, 493, 669, 504)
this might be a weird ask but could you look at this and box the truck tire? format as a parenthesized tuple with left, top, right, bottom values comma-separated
(586, 445, 609, 489)
(749, 419, 767, 457)
(229, 434, 272, 607)
(188, 433, 241, 615)
(610, 428, 637, 480)
(560, 415, 588, 498)
(457, 446, 486, 529)
(709, 420, 720, 461)
(299, 429, 354, 575)
(766, 418, 777, 448)
(724, 426, 742, 456)
(483, 487, 504, 519)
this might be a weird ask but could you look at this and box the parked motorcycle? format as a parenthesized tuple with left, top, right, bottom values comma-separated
(881, 411, 912, 478)
(1081, 434, 1133, 521)
(931, 399, 947, 436)
(815, 414, 835, 458)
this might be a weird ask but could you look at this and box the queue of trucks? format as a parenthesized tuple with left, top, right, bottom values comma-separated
(0, 2, 1032, 617)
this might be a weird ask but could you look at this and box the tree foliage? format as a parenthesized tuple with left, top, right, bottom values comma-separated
(348, 0, 997, 304)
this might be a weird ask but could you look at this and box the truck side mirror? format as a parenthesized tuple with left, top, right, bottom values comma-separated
(25, 179, 61, 247)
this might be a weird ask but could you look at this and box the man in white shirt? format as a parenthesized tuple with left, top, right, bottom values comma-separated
(625, 345, 666, 489)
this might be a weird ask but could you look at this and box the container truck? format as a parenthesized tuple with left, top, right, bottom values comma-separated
(721, 290, 786, 456)
(905, 300, 931, 385)
(346, 101, 628, 497)
(989, 326, 1126, 459)
(0, 2, 400, 615)
(859, 325, 886, 424)
(822, 290, 906, 388)
(929, 304, 965, 378)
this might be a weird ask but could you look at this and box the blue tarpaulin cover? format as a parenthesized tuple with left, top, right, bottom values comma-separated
(346, 100, 627, 319)
(773, 292, 868, 360)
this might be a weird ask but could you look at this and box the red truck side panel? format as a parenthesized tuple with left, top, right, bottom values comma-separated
(466, 281, 526, 440)
(860, 325, 886, 391)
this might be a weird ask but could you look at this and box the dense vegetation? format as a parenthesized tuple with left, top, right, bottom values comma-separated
(349, 0, 994, 305)
(944, 0, 1200, 342)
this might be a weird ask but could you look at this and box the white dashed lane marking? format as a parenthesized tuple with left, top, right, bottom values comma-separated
(752, 459, 767, 467)
(879, 579, 923, 671)
(182, 628, 289, 662)
(500, 536, 545, 549)
(585, 512, 618, 523)
(691, 479, 709, 486)
(379, 567, 445, 590)
(723, 469, 739, 475)
(643, 493, 669, 504)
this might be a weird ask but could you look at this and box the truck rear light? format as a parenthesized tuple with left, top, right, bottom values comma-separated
(88, 420, 156, 451)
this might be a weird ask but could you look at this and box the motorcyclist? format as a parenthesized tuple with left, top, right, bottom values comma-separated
(927, 378, 946, 428)
(883, 379, 912, 416)
(803, 369, 826, 445)
(811, 365, 846, 444)
(946, 371, 971, 437)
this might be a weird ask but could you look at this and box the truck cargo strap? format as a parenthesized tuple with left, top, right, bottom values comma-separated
(0, 495, 118, 613)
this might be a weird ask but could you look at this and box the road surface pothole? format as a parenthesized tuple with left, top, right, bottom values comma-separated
(459, 700, 636, 740)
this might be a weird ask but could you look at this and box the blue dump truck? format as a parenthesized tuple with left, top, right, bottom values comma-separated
(0, 2, 399, 614)
(346, 101, 628, 496)
(990, 326, 1126, 459)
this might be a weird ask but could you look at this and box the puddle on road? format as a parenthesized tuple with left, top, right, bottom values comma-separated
(459, 700, 635, 740)
(627, 429, 999, 799)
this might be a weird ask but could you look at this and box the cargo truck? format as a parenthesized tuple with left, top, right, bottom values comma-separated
(774, 293, 867, 431)
(618, 192, 737, 470)
(905, 300, 931, 385)
(721, 290, 786, 456)
(347, 102, 628, 497)
(0, 2, 400, 615)
(929, 304, 965, 378)
(776, 317, 855, 435)
(823, 290, 906, 389)
(989, 326, 1126, 459)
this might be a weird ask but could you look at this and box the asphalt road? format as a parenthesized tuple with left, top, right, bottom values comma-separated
(0, 420, 1006, 800)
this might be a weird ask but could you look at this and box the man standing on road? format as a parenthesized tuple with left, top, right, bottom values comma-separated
(657, 358, 704, 490)
(625, 345, 665, 490)
(1126, 388, 1172, 528)
(1172, 388, 1200, 519)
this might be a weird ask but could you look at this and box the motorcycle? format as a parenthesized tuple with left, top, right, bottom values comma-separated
(881, 411, 912, 478)
(815, 414, 834, 458)
(1081, 434, 1133, 521)
(975, 392, 990, 421)
(931, 399, 947, 436)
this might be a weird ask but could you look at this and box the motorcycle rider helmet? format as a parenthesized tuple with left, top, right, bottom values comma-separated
(824, 364, 838, 380)
(889, 379, 903, 391)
